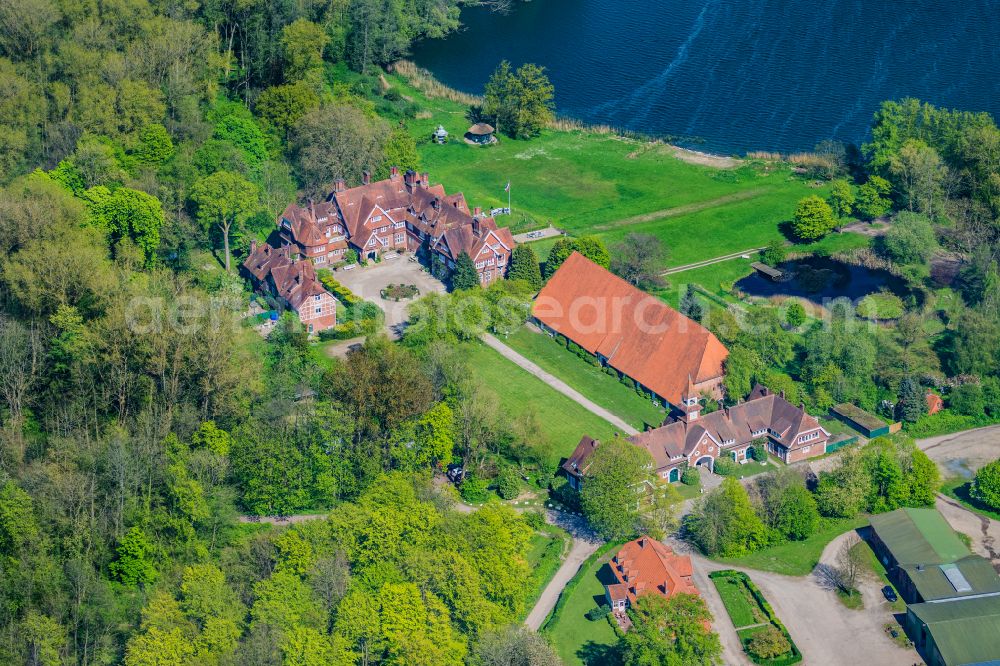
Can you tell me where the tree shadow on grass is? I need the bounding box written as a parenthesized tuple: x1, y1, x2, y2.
(577, 640, 621, 665)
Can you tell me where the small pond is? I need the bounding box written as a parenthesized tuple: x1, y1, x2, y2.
(735, 257, 909, 308)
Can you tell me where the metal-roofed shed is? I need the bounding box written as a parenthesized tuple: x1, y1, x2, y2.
(905, 595, 1000, 666)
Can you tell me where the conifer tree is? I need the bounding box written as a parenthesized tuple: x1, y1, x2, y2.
(451, 252, 480, 291)
(679, 284, 704, 322)
(507, 244, 542, 290)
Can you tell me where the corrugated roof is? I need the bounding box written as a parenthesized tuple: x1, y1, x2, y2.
(902, 555, 1000, 602)
(870, 508, 969, 565)
(908, 595, 1000, 665)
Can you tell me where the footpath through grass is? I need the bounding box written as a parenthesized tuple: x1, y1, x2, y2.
(387, 71, 827, 269)
(521, 526, 572, 621)
(716, 516, 869, 576)
(503, 327, 666, 429)
(543, 543, 620, 666)
(462, 341, 617, 464)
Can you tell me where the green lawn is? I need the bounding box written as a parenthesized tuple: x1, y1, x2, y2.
(711, 575, 765, 628)
(716, 516, 869, 575)
(462, 341, 618, 464)
(503, 327, 666, 429)
(543, 546, 620, 666)
(385, 71, 827, 270)
(941, 478, 1000, 522)
(522, 527, 572, 620)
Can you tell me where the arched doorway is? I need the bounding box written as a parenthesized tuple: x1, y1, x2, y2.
(668, 467, 680, 483)
(694, 456, 714, 473)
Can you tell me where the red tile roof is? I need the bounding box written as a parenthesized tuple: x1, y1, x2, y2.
(607, 536, 699, 605)
(533, 253, 728, 405)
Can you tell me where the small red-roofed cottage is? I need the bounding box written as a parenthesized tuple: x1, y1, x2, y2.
(605, 536, 700, 619)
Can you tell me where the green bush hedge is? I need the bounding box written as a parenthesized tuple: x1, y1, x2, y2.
(709, 571, 802, 666)
(681, 467, 700, 485)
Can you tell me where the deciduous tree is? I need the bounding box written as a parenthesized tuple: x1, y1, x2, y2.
(580, 437, 654, 540)
(190, 170, 258, 271)
(791, 195, 836, 240)
(610, 233, 668, 289)
(621, 593, 722, 666)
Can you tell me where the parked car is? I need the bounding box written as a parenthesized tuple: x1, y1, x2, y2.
(882, 585, 898, 603)
(446, 464, 465, 483)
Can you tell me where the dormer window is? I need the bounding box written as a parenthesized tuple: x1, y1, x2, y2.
(752, 429, 765, 437)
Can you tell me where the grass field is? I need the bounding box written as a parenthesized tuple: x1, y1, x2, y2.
(711, 575, 765, 628)
(385, 70, 829, 269)
(716, 516, 869, 575)
(522, 527, 572, 620)
(543, 548, 619, 665)
(462, 341, 617, 463)
(503, 327, 666, 429)
(941, 478, 1000, 522)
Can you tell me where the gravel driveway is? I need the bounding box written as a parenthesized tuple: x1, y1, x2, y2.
(671, 533, 919, 666)
(918, 423, 1000, 479)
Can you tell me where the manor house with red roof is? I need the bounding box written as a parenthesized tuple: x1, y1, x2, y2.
(243, 240, 338, 334)
(276, 167, 515, 286)
(563, 385, 831, 487)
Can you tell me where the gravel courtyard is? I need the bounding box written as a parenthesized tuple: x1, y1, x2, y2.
(332, 256, 446, 338)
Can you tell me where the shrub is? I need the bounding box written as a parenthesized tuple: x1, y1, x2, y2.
(495, 466, 520, 500)
(460, 475, 491, 504)
(585, 604, 612, 621)
(747, 626, 792, 660)
(681, 467, 700, 485)
(713, 457, 738, 476)
(524, 510, 546, 530)
(972, 459, 1000, 510)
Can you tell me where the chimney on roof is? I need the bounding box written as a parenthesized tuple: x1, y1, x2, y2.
(473, 206, 482, 217)
(761, 386, 768, 396)
(309, 198, 316, 218)
(362, 170, 371, 186)
(780, 389, 786, 400)
(404, 169, 416, 190)
(334, 178, 346, 193)
(250, 239, 258, 253)
(472, 218, 481, 236)
(638, 537, 647, 548)
(800, 401, 806, 412)
(421, 171, 430, 187)
(431, 197, 441, 210)
(390, 165, 400, 179)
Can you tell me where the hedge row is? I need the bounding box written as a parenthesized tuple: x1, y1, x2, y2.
(708, 570, 802, 666)
(541, 540, 622, 633)
(317, 270, 362, 305)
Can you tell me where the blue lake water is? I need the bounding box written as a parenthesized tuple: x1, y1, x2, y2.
(411, 0, 1000, 154)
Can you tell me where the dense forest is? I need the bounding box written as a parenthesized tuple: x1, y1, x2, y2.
(0, 1, 565, 665)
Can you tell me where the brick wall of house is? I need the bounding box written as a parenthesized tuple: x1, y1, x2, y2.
(785, 439, 828, 464)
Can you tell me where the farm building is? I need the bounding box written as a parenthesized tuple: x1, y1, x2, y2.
(868, 508, 1000, 604)
(905, 595, 1000, 666)
(830, 403, 891, 438)
(533, 252, 728, 410)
